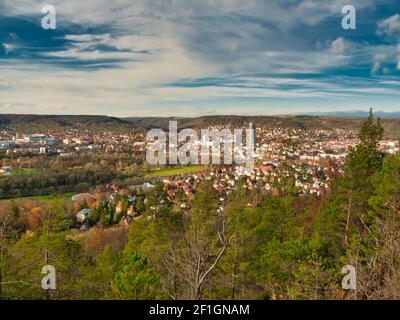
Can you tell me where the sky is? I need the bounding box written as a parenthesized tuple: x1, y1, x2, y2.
(0, 0, 400, 117)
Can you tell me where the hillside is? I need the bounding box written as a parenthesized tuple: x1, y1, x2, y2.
(0, 114, 131, 132)
(1, 114, 400, 138)
(124, 115, 400, 138)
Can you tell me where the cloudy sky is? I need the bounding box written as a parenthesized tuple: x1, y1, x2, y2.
(0, 0, 400, 117)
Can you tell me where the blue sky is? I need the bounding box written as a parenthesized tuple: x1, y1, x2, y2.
(0, 0, 400, 117)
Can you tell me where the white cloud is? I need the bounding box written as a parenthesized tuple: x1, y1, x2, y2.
(0, 0, 380, 30)
(371, 43, 400, 74)
(0, 0, 398, 116)
(329, 37, 349, 55)
(2, 43, 15, 54)
(377, 14, 400, 36)
(44, 49, 132, 60)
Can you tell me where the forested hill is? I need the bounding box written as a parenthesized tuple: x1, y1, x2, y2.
(0, 114, 130, 132)
(1, 114, 400, 138)
(124, 115, 400, 135)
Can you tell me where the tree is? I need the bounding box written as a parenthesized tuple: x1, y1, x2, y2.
(318, 110, 384, 248)
(124, 197, 184, 299)
(77, 245, 122, 300)
(5, 201, 81, 299)
(109, 253, 165, 300)
(289, 248, 339, 300)
(215, 189, 248, 299)
(343, 109, 384, 242)
(0, 214, 16, 299)
(178, 182, 235, 299)
(0, 202, 27, 299)
(352, 153, 400, 299)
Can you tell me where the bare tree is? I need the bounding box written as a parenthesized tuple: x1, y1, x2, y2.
(180, 217, 234, 299)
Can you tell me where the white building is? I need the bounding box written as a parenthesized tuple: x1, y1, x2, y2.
(77, 209, 92, 223)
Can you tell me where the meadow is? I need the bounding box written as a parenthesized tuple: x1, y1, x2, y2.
(144, 165, 206, 178)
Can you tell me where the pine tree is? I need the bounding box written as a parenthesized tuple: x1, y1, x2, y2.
(354, 153, 400, 298)
(318, 109, 384, 247)
(109, 253, 165, 300)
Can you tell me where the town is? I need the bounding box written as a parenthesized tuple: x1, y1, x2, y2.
(1, 117, 398, 232)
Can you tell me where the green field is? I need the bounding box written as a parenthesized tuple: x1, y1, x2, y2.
(0, 192, 74, 203)
(145, 165, 206, 178)
(0, 168, 40, 176)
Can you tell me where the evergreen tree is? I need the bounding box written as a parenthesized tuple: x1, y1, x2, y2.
(353, 153, 400, 298)
(109, 253, 165, 300)
(318, 110, 384, 247)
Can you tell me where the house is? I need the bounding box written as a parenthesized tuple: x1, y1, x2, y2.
(77, 209, 92, 223)
(71, 193, 96, 204)
(129, 182, 155, 193)
(0, 141, 17, 148)
(141, 182, 155, 192)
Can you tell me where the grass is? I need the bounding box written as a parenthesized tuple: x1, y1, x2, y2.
(145, 165, 206, 178)
(0, 192, 74, 203)
(0, 168, 40, 176)
(23, 192, 74, 201)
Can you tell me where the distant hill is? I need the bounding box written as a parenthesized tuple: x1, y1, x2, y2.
(0, 114, 131, 132)
(1, 113, 400, 138)
(296, 110, 400, 118)
(126, 114, 400, 139)
(124, 115, 340, 130)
